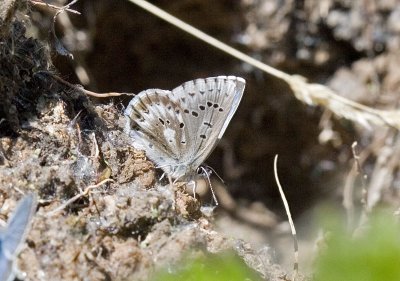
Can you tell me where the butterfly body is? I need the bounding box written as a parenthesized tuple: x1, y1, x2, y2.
(125, 76, 245, 180)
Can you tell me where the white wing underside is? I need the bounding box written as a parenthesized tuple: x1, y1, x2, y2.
(125, 76, 245, 179)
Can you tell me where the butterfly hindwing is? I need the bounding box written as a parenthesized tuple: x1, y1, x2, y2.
(125, 89, 189, 176)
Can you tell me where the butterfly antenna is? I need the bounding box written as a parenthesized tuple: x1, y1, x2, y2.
(201, 166, 218, 206)
(205, 165, 225, 184)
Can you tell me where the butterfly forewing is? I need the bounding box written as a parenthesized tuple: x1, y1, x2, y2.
(169, 76, 245, 169)
(218, 77, 245, 139)
(125, 76, 245, 179)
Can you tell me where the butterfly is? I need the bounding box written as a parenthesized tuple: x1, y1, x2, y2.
(0, 193, 37, 281)
(124, 76, 245, 182)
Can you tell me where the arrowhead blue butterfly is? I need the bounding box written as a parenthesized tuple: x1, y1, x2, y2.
(124, 76, 245, 186)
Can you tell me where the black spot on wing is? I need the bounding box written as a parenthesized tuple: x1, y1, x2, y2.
(203, 122, 212, 128)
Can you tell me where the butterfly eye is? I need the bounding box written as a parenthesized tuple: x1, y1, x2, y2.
(207, 101, 212, 107)
(213, 104, 219, 108)
(218, 108, 224, 112)
(199, 105, 205, 110)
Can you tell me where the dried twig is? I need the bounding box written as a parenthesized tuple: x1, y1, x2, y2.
(273, 155, 298, 281)
(350, 142, 371, 236)
(46, 178, 113, 216)
(343, 162, 357, 229)
(50, 0, 80, 58)
(36, 71, 130, 97)
(91, 133, 100, 159)
(30, 0, 81, 14)
(343, 138, 375, 227)
(351, 142, 369, 211)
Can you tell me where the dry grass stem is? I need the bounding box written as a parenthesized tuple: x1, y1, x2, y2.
(350, 142, 370, 235)
(343, 163, 357, 230)
(273, 155, 298, 281)
(129, 0, 400, 131)
(30, 0, 81, 14)
(351, 142, 369, 211)
(46, 178, 114, 216)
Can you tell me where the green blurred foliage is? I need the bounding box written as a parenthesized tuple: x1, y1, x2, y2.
(151, 252, 262, 281)
(315, 211, 400, 281)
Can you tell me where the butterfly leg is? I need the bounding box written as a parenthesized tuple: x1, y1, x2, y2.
(185, 180, 197, 200)
(167, 174, 177, 211)
(167, 174, 174, 189)
(208, 181, 218, 206)
(200, 166, 219, 206)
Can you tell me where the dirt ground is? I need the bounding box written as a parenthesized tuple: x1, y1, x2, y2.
(1, 0, 400, 280)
